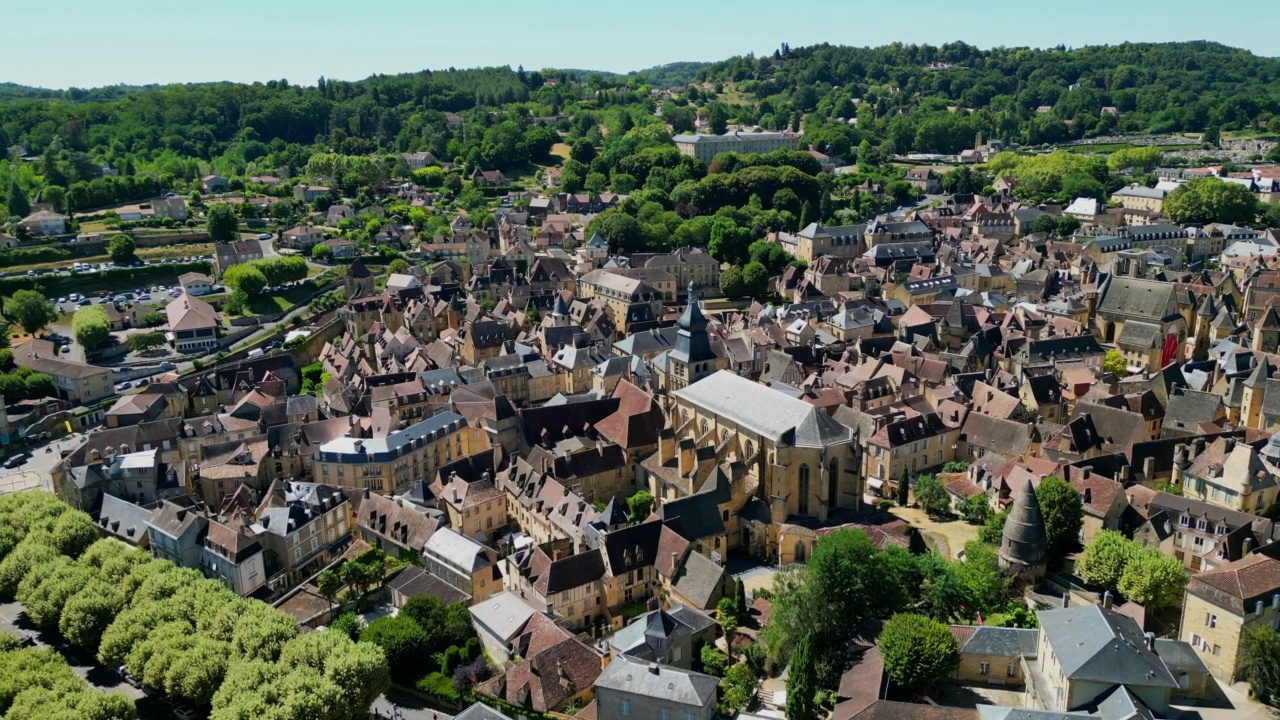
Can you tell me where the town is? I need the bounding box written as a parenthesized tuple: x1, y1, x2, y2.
(1, 38, 1280, 720)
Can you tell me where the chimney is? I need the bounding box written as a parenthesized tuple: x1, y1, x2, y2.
(678, 438, 695, 477)
(1119, 464, 1131, 482)
(1084, 488, 1093, 505)
(1243, 537, 1255, 555)
(1062, 594, 1070, 608)
(1225, 438, 1237, 454)
(671, 551, 678, 570)
(553, 549, 562, 561)
(1142, 456, 1155, 481)
(648, 663, 660, 675)
(1144, 632, 1155, 652)
(1193, 437, 1205, 457)
(1102, 590, 1113, 609)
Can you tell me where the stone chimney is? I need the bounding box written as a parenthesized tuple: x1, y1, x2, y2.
(1142, 456, 1155, 481)
(1102, 590, 1113, 609)
(1144, 632, 1155, 652)
(678, 438, 696, 477)
(1225, 438, 1237, 454)
(658, 428, 676, 465)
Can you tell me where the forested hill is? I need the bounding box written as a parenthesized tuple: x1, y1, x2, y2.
(696, 41, 1280, 153)
(2, 40, 1279, 207)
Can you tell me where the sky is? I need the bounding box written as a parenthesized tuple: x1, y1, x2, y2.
(7, 0, 1280, 89)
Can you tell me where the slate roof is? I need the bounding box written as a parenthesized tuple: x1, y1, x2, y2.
(97, 493, 152, 544)
(1115, 320, 1164, 350)
(594, 655, 718, 707)
(1037, 604, 1179, 688)
(674, 370, 853, 447)
(387, 565, 470, 605)
(961, 413, 1031, 456)
(669, 549, 727, 609)
(960, 626, 1039, 658)
(1096, 276, 1178, 322)
(656, 492, 726, 543)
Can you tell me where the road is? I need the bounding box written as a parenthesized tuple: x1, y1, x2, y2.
(368, 689, 455, 720)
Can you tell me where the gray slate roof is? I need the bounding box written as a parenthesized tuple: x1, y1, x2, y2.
(594, 655, 718, 707)
(961, 626, 1039, 658)
(1037, 604, 1179, 689)
(674, 370, 853, 447)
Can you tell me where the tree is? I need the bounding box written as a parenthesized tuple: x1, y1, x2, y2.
(316, 569, 342, 610)
(109, 235, 137, 264)
(742, 261, 769, 298)
(1164, 176, 1258, 224)
(897, 469, 911, 506)
(959, 494, 991, 525)
(913, 474, 950, 518)
(700, 645, 728, 677)
(7, 179, 29, 218)
(41, 185, 67, 214)
(328, 613, 362, 643)
(140, 311, 166, 328)
(570, 138, 597, 165)
(310, 243, 333, 261)
(1238, 624, 1280, 701)
(1116, 548, 1187, 609)
(386, 259, 409, 275)
(709, 217, 751, 266)
(879, 613, 960, 692)
(125, 332, 166, 353)
(5, 290, 56, 335)
(785, 633, 820, 720)
(360, 616, 430, 685)
(719, 664, 756, 716)
(1075, 530, 1137, 589)
(1036, 476, 1083, 565)
(1102, 349, 1127, 377)
(955, 542, 1011, 618)
(719, 265, 745, 299)
(223, 264, 267, 296)
(206, 203, 239, 242)
(1030, 214, 1060, 235)
(72, 306, 110, 348)
(626, 490, 654, 523)
(735, 578, 747, 622)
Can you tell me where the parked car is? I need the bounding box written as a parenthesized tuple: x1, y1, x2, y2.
(172, 704, 198, 720)
(138, 294, 152, 301)
(117, 665, 142, 688)
(116, 382, 132, 391)
(257, 233, 272, 240)
(18, 632, 36, 647)
(4, 454, 30, 469)
(79, 298, 92, 306)
(160, 362, 176, 370)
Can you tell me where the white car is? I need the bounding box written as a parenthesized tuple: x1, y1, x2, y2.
(69, 293, 80, 302)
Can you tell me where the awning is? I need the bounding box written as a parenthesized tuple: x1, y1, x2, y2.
(867, 478, 885, 490)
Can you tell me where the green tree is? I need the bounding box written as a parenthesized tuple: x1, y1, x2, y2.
(41, 186, 67, 214)
(125, 332, 166, 353)
(386, 259, 409, 275)
(1035, 476, 1083, 565)
(140, 311, 166, 327)
(719, 664, 756, 716)
(72, 306, 111, 348)
(1238, 624, 1280, 701)
(5, 290, 56, 335)
(570, 138, 597, 165)
(626, 490, 654, 523)
(7, 179, 30, 218)
(316, 569, 343, 610)
(700, 645, 728, 677)
(1116, 548, 1187, 609)
(709, 217, 751, 266)
(719, 265, 745, 299)
(955, 541, 1011, 619)
(1102, 349, 1127, 376)
(785, 633, 820, 720)
(897, 468, 911, 506)
(310, 243, 333, 261)
(328, 613, 362, 643)
(913, 474, 950, 518)
(109, 235, 137, 264)
(742, 261, 769, 298)
(717, 597, 739, 659)
(959, 494, 991, 525)
(1030, 214, 1060, 235)
(879, 613, 960, 692)
(206, 203, 239, 242)
(1075, 530, 1137, 589)
(223, 264, 268, 296)
(360, 616, 429, 685)
(1164, 176, 1258, 224)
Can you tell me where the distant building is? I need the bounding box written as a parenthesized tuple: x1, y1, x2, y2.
(672, 129, 800, 165)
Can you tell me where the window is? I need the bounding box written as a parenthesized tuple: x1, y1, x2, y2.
(1206, 613, 1217, 629)
(1196, 518, 1207, 532)
(1007, 663, 1018, 678)
(621, 700, 630, 717)
(1190, 633, 1202, 650)
(1179, 515, 1190, 527)
(980, 661, 990, 675)
(798, 464, 810, 515)
(661, 710, 669, 720)
(1213, 644, 1222, 656)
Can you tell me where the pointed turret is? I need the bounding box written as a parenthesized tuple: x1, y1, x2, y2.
(1000, 481, 1048, 576)
(1196, 294, 1216, 318)
(1245, 358, 1273, 389)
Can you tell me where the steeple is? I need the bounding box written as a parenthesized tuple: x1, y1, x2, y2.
(1000, 481, 1048, 577)
(552, 292, 570, 319)
(678, 282, 707, 333)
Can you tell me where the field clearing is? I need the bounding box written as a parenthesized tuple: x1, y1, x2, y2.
(550, 143, 572, 160)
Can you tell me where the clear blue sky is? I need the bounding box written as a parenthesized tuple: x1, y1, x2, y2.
(9, 0, 1279, 89)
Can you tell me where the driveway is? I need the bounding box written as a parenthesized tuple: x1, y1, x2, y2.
(1170, 680, 1278, 720)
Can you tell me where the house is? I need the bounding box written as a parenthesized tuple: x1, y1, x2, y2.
(250, 481, 352, 590)
(1132, 491, 1270, 572)
(476, 635, 602, 713)
(606, 606, 717, 670)
(166, 294, 219, 353)
(388, 565, 469, 607)
(354, 490, 439, 560)
(1179, 553, 1280, 682)
(146, 497, 209, 569)
(594, 656, 719, 720)
(201, 518, 266, 596)
(11, 339, 114, 405)
(953, 626, 1038, 686)
(213, 239, 265, 278)
(905, 167, 942, 194)
(319, 236, 356, 258)
(423, 528, 501, 604)
(471, 169, 509, 187)
(1028, 604, 1186, 714)
(179, 272, 214, 297)
(18, 209, 69, 236)
(1111, 184, 1168, 213)
(95, 493, 153, 548)
(469, 591, 541, 663)
(402, 151, 438, 170)
(281, 225, 323, 250)
(293, 184, 332, 203)
(202, 175, 228, 192)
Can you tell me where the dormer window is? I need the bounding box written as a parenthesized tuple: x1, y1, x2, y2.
(1196, 518, 1208, 532)
(1215, 524, 1226, 536)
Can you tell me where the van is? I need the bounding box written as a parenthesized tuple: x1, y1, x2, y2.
(248, 348, 265, 358)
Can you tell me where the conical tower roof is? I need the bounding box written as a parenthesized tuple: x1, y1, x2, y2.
(1000, 481, 1048, 569)
(1245, 358, 1273, 389)
(1196, 294, 1216, 317)
(552, 292, 570, 318)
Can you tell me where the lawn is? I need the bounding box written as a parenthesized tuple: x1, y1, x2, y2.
(246, 286, 313, 316)
(550, 142, 572, 160)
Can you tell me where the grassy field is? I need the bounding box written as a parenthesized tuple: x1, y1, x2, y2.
(550, 143, 572, 160)
(246, 286, 313, 316)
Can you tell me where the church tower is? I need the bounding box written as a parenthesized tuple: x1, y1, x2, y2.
(667, 282, 717, 391)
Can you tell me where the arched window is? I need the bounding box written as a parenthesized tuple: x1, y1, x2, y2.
(701, 419, 709, 436)
(681, 408, 689, 424)
(798, 464, 811, 515)
(795, 542, 807, 563)
(745, 440, 755, 460)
